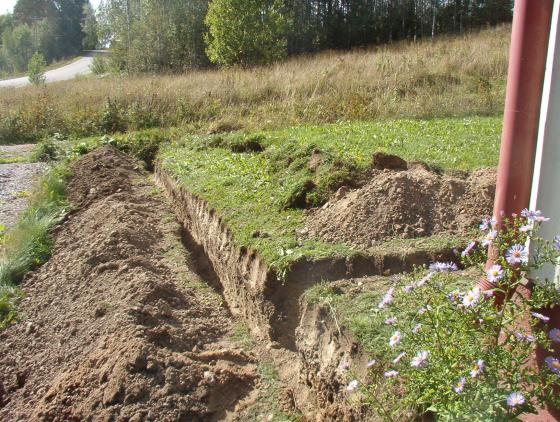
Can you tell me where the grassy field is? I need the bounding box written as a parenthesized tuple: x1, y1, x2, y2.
(159, 116, 502, 271)
(0, 25, 509, 144)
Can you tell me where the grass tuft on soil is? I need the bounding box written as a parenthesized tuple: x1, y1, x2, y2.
(0, 162, 70, 327)
(159, 116, 501, 272)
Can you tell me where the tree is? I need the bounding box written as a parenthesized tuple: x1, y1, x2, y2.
(81, 2, 98, 50)
(205, 0, 288, 67)
(3, 24, 34, 71)
(28, 51, 46, 84)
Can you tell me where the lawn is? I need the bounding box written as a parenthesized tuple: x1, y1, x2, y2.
(159, 116, 502, 271)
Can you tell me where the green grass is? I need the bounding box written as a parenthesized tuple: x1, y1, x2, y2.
(0, 161, 71, 328)
(159, 116, 501, 272)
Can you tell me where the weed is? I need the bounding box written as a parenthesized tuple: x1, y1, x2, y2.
(231, 322, 255, 350)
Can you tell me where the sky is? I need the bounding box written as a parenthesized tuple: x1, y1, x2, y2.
(1, 0, 102, 15)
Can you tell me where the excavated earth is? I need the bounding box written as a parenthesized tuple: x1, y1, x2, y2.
(0, 147, 260, 421)
(305, 161, 496, 249)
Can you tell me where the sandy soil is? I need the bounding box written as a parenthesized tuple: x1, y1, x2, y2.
(0, 147, 259, 421)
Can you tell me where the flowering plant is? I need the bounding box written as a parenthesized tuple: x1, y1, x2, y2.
(355, 211, 560, 421)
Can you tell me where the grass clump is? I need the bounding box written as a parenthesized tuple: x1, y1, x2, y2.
(159, 116, 501, 273)
(0, 162, 71, 327)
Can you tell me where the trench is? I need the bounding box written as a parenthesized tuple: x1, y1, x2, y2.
(154, 162, 459, 419)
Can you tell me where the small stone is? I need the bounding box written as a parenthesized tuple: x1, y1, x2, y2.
(203, 370, 215, 384)
(25, 323, 34, 335)
(89, 188, 97, 195)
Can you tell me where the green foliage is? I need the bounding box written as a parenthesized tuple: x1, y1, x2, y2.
(324, 216, 560, 421)
(2, 23, 34, 72)
(205, 0, 288, 67)
(90, 55, 107, 75)
(27, 52, 47, 85)
(81, 2, 98, 50)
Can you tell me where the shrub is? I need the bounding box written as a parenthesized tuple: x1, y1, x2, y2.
(349, 212, 560, 421)
(90, 55, 108, 75)
(28, 53, 47, 86)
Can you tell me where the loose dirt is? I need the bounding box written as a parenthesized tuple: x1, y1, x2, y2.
(305, 160, 496, 248)
(0, 147, 259, 421)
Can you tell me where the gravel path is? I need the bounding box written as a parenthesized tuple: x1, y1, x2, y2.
(0, 144, 46, 229)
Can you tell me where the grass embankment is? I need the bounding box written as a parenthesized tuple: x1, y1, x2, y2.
(159, 116, 502, 272)
(0, 163, 70, 328)
(0, 25, 509, 144)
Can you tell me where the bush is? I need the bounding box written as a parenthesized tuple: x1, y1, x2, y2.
(90, 55, 108, 75)
(347, 213, 560, 420)
(28, 53, 47, 86)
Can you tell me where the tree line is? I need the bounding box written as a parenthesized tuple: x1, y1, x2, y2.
(0, 0, 97, 75)
(100, 0, 512, 72)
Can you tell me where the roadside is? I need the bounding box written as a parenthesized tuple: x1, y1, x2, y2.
(0, 56, 82, 82)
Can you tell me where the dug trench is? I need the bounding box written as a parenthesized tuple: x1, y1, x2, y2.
(0, 146, 490, 421)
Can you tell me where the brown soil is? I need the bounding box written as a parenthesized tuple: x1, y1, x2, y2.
(304, 160, 496, 248)
(0, 146, 258, 421)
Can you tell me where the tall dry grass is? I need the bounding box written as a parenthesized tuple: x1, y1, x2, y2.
(0, 25, 510, 143)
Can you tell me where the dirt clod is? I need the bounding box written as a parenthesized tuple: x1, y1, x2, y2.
(305, 158, 496, 247)
(372, 151, 408, 170)
(0, 146, 257, 421)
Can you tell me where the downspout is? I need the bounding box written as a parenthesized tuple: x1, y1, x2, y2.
(477, 0, 554, 295)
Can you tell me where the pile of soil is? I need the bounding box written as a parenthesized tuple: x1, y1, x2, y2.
(304, 160, 496, 248)
(0, 146, 257, 421)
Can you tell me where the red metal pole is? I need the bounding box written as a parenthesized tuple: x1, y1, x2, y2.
(478, 0, 553, 292)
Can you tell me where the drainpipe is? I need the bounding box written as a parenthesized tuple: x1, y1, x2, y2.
(477, 0, 553, 294)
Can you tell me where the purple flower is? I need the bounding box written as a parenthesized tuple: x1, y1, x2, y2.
(389, 331, 401, 348)
(346, 379, 359, 392)
(521, 209, 550, 223)
(378, 287, 395, 309)
(385, 316, 397, 325)
(448, 290, 462, 304)
(481, 230, 498, 247)
(410, 351, 429, 368)
(545, 356, 560, 374)
(461, 241, 477, 257)
(384, 370, 398, 378)
(554, 236, 560, 252)
(402, 284, 414, 293)
(531, 312, 550, 323)
(393, 352, 406, 364)
(367, 359, 376, 368)
(470, 359, 484, 378)
(418, 305, 431, 315)
(549, 328, 560, 343)
(519, 224, 533, 233)
(486, 264, 503, 283)
(480, 216, 497, 231)
(454, 377, 466, 394)
(506, 392, 525, 408)
(429, 262, 458, 273)
(415, 271, 435, 287)
(514, 332, 535, 343)
(505, 244, 528, 266)
(462, 287, 481, 308)
(412, 324, 422, 334)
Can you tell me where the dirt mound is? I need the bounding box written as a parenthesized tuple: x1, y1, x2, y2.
(0, 146, 257, 421)
(305, 160, 496, 248)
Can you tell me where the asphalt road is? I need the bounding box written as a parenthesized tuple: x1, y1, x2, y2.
(0, 55, 94, 88)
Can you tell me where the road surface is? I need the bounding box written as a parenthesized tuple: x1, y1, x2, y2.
(0, 55, 93, 88)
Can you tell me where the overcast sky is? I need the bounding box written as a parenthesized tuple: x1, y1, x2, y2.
(1, 0, 102, 15)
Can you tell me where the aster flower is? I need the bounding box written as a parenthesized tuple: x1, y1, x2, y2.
(412, 324, 422, 334)
(531, 311, 550, 323)
(519, 224, 533, 233)
(505, 244, 528, 266)
(454, 377, 466, 394)
(429, 262, 458, 273)
(545, 356, 560, 374)
(415, 271, 435, 287)
(378, 287, 395, 309)
(554, 236, 560, 252)
(346, 379, 359, 392)
(418, 306, 431, 315)
(470, 359, 484, 378)
(461, 241, 477, 257)
(402, 284, 414, 293)
(514, 332, 535, 343)
(481, 230, 497, 247)
(549, 328, 560, 343)
(366, 359, 376, 368)
(393, 352, 406, 364)
(480, 216, 497, 231)
(448, 290, 462, 303)
(462, 287, 481, 308)
(389, 331, 402, 348)
(486, 264, 503, 283)
(385, 316, 397, 325)
(506, 392, 525, 408)
(521, 208, 550, 223)
(410, 351, 429, 368)
(384, 370, 398, 378)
